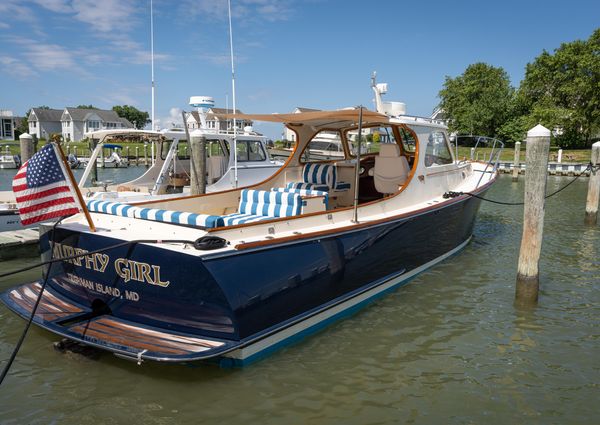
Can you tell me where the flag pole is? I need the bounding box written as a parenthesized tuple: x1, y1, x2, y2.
(54, 142, 96, 232)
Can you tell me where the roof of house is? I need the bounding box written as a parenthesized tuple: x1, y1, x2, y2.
(29, 108, 63, 122)
(189, 108, 248, 123)
(64, 107, 124, 123)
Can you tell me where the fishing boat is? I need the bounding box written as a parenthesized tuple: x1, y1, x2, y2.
(0, 145, 20, 169)
(1, 78, 501, 366)
(80, 110, 282, 202)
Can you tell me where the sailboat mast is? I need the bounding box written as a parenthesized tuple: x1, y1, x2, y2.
(228, 0, 238, 187)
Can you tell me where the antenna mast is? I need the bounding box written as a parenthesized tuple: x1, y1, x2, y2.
(150, 0, 156, 164)
(228, 0, 238, 188)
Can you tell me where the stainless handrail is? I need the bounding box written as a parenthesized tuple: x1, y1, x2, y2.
(458, 135, 505, 188)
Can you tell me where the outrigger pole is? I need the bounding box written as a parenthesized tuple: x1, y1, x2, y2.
(228, 0, 238, 188)
(55, 143, 96, 232)
(352, 106, 364, 223)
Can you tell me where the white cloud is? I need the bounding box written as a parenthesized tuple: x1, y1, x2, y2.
(23, 43, 76, 70)
(0, 56, 38, 78)
(70, 0, 138, 33)
(32, 0, 73, 13)
(0, 22, 10, 29)
(155, 107, 184, 129)
(180, 0, 293, 23)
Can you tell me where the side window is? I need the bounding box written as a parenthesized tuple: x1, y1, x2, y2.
(301, 131, 345, 162)
(161, 140, 190, 160)
(235, 140, 266, 162)
(425, 131, 453, 167)
(398, 127, 417, 153)
(347, 125, 397, 155)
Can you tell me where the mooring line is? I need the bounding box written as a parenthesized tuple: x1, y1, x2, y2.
(444, 163, 597, 206)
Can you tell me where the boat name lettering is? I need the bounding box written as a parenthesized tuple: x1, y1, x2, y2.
(53, 242, 170, 288)
(114, 258, 170, 287)
(53, 242, 109, 272)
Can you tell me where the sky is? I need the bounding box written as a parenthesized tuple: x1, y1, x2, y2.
(0, 0, 598, 139)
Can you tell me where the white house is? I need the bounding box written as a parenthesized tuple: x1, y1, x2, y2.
(284, 107, 320, 141)
(186, 107, 253, 132)
(0, 109, 17, 141)
(61, 108, 133, 141)
(28, 108, 63, 140)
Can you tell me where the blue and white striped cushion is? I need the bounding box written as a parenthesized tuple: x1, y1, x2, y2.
(285, 182, 330, 192)
(334, 181, 351, 191)
(86, 200, 221, 228)
(238, 189, 302, 218)
(218, 213, 272, 227)
(135, 208, 221, 228)
(86, 200, 140, 217)
(302, 163, 337, 188)
(272, 187, 329, 209)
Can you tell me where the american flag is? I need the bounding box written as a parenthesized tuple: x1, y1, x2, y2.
(12, 143, 81, 225)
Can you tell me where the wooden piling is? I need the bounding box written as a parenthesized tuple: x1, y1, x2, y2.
(516, 125, 551, 304)
(190, 130, 207, 195)
(512, 141, 521, 182)
(135, 146, 139, 165)
(125, 146, 130, 162)
(584, 142, 600, 225)
(143, 144, 148, 167)
(19, 133, 34, 163)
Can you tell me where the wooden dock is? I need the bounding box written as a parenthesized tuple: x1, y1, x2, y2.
(497, 162, 591, 176)
(0, 229, 39, 261)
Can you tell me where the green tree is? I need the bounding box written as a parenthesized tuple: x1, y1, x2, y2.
(438, 63, 514, 138)
(112, 105, 150, 130)
(520, 28, 600, 147)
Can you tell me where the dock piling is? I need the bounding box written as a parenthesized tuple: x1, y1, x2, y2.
(512, 141, 521, 182)
(516, 125, 551, 305)
(558, 148, 563, 163)
(584, 142, 600, 225)
(190, 130, 207, 195)
(19, 133, 34, 163)
(143, 144, 148, 167)
(135, 146, 139, 165)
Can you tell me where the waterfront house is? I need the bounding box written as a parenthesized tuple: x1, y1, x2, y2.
(187, 107, 252, 132)
(28, 108, 64, 140)
(60, 108, 133, 142)
(0, 109, 17, 141)
(283, 107, 320, 141)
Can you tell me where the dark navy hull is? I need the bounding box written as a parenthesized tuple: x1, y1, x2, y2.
(1, 188, 488, 364)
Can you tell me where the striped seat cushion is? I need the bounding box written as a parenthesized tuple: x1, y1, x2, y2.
(86, 200, 221, 229)
(238, 189, 302, 218)
(285, 182, 330, 191)
(302, 162, 337, 188)
(272, 187, 329, 209)
(217, 213, 272, 227)
(86, 200, 140, 217)
(334, 181, 351, 191)
(135, 207, 221, 228)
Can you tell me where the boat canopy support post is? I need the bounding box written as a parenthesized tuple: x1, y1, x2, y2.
(584, 141, 600, 225)
(352, 106, 364, 223)
(515, 125, 550, 305)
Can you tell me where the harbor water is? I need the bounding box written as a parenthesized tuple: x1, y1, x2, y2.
(0, 174, 598, 424)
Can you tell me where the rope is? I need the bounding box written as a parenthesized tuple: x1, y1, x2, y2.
(444, 163, 596, 205)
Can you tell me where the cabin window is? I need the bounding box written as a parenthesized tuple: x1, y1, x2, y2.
(398, 126, 417, 153)
(424, 131, 453, 167)
(347, 125, 398, 156)
(300, 131, 345, 162)
(234, 140, 266, 162)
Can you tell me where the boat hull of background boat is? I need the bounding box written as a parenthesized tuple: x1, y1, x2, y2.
(1, 186, 489, 366)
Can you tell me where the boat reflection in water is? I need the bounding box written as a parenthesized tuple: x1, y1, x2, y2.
(1, 78, 501, 366)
